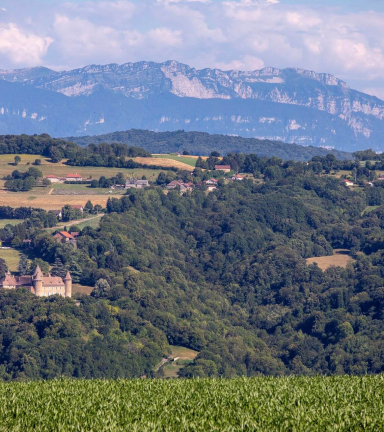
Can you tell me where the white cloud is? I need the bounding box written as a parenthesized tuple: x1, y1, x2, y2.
(1, 0, 384, 93)
(148, 28, 182, 46)
(53, 15, 125, 63)
(65, 1, 136, 19)
(0, 23, 52, 66)
(215, 55, 264, 71)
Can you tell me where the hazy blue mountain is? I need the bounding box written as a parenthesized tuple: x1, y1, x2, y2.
(0, 67, 55, 82)
(0, 60, 383, 151)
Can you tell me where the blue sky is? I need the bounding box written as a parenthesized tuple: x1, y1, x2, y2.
(1, 0, 384, 98)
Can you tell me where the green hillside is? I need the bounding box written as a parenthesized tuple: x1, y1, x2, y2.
(65, 129, 353, 161)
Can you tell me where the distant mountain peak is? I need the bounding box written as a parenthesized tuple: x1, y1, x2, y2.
(0, 66, 55, 82)
(0, 60, 383, 151)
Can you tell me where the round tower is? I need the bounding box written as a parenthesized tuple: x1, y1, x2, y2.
(33, 265, 44, 297)
(64, 271, 72, 298)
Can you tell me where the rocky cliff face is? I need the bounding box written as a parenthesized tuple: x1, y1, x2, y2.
(0, 60, 384, 151)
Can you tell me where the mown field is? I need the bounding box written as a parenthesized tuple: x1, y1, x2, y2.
(152, 154, 197, 168)
(0, 376, 383, 431)
(306, 249, 355, 271)
(0, 193, 111, 211)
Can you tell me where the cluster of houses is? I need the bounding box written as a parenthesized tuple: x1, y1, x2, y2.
(45, 173, 84, 183)
(166, 180, 195, 192)
(164, 174, 244, 192)
(53, 231, 79, 244)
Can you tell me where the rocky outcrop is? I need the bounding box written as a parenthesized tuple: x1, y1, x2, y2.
(0, 60, 384, 150)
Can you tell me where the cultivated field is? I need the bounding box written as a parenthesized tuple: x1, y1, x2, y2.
(0, 376, 383, 430)
(0, 193, 111, 211)
(306, 249, 355, 271)
(137, 156, 195, 170)
(152, 154, 197, 168)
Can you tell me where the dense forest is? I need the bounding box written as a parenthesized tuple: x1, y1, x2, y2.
(0, 134, 150, 162)
(65, 129, 353, 161)
(3, 153, 384, 378)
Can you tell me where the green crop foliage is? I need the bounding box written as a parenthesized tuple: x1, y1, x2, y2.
(0, 376, 383, 431)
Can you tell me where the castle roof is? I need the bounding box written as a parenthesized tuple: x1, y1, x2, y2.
(64, 271, 72, 281)
(0, 270, 17, 286)
(33, 265, 43, 281)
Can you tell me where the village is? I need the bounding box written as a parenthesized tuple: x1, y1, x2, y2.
(42, 164, 246, 195)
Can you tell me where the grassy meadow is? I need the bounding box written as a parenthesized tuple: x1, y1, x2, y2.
(0, 376, 383, 431)
(160, 346, 198, 378)
(0, 248, 21, 272)
(0, 219, 25, 228)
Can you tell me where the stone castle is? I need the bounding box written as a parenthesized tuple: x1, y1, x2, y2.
(0, 265, 72, 298)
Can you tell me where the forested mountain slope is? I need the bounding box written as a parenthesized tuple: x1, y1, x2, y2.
(66, 129, 352, 161)
(3, 157, 384, 378)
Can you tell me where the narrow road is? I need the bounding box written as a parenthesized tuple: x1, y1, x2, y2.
(155, 358, 169, 372)
(45, 214, 105, 230)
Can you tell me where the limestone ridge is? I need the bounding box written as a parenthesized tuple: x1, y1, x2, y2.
(0, 60, 384, 151)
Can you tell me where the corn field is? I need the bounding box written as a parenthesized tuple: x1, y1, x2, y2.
(0, 376, 383, 431)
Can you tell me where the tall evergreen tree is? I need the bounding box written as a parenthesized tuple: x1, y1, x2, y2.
(51, 257, 66, 278)
(0, 258, 8, 278)
(17, 254, 28, 275)
(67, 257, 82, 283)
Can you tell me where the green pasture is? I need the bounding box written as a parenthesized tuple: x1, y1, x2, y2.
(0, 219, 25, 229)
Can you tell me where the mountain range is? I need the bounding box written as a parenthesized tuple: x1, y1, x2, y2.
(0, 60, 384, 151)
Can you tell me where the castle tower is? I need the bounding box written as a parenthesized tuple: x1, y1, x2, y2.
(33, 265, 44, 297)
(64, 271, 72, 298)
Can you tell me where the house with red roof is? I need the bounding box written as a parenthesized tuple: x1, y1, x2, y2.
(69, 205, 84, 213)
(343, 179, 354, 187)
(66, 173, 83, 182)
(231, 174, 244, 181)
(53, 231, 77, 244)
(214, 165, 231, 173)
(45, 174, 63, 183)
(205, 178, 218, 185)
